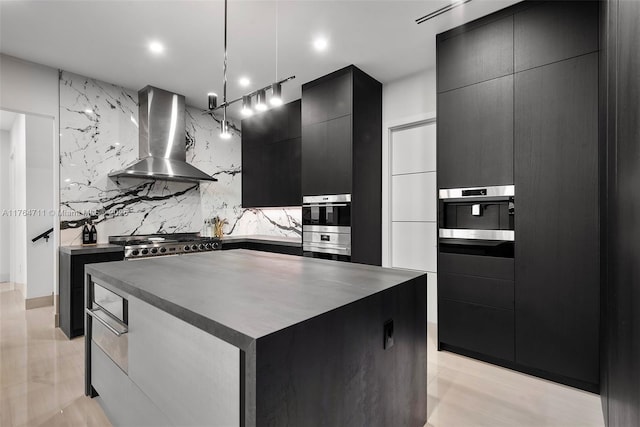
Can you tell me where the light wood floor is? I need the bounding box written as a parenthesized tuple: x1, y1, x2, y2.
(0, 287, 604, 427)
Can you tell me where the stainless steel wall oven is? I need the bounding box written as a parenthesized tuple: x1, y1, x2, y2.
(439, 185, 515, 257)
(302, 194, 351, 260)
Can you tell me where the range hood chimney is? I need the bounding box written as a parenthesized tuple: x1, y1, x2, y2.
(109, 86, 218, 183)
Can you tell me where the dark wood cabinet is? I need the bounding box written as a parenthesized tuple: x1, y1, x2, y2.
(514, 0, 599, 72)
(438, 75, 514, 188)
(601, 0, 640, 424)
(221, 240, 302, 256)
(437, 0, 600, 393)
(437, 15, 513, 92)
(439, 299, 515, 362)
(301, 65, 382, 266)
(242, 99, 302, 208)
(301, 116, 352, 196)
(440, 273, 514, 311)
(59, 248, 124, 339)
(514, 53, 599, 387)
(301, 71, 352, 124)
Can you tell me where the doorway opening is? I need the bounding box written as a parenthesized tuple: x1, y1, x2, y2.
(0, 109, 56, 310)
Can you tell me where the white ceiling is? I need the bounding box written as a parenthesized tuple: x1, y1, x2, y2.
(0, 0, 519, 117)
(0, 110, 18, 132)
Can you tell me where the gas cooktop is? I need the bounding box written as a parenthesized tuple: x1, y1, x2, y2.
(109, 233, 221, 259)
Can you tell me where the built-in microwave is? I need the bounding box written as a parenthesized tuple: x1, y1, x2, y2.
(438, 185, 515, 257)
(302, 194, 351, 260)
(302, 194, 351, 227)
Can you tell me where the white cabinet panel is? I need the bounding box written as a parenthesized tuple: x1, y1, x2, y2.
(427, 272, 438, 324)
(91, 342, 170, 427)
(128, 296, 240, 427)
(391, 122, 437, 175)
(391, 222, 437, 272)
(391, 172, 437, 222)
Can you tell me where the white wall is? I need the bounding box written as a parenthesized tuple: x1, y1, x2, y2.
(0, 54, 60, 304)
(0, 55, 60, 122)
(382, 67, 438, 323)
(25, 116, 55, 300)
(383, 68, 437, 125)
(9, 115, 27, 295)
(0, 130, 11, 283)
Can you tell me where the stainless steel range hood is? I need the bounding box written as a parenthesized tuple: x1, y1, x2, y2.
(109, 85, 217, 183)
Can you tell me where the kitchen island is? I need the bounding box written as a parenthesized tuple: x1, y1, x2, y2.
(84, 250, 427, 427)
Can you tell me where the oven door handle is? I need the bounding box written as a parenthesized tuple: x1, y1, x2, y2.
(303, 203, 349, 208)
(438, 229, 515, 241)
(86, 307, 128, 336)
(304, 244, 351, 251)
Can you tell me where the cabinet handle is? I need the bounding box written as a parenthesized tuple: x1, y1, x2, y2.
(86, 307, 128, 336)
(303, 204, 348, 208)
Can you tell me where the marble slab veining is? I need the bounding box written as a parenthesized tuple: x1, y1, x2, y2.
(58, 71, 301, 246)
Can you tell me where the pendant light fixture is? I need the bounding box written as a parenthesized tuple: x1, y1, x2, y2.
(270, 83, 283, 107)
(255, 89, 268, 111)
(241, 95, 253, 117)
(207, 0, 295, 127)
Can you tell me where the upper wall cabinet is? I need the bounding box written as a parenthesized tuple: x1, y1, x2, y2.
(301, 66, 376, 197)
(242, 100, 301, 208)
(514, 1, 599, 72)
(438, 75, 514, 188)
(301, 65, 383, 265)
(437, 16, 514, 92)
(301, 72, 352, 125)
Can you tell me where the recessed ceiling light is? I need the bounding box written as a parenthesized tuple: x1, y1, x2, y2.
(149, 41, 165, 54)
(239, 77, 251, 87)
(313, 37, 328, 52)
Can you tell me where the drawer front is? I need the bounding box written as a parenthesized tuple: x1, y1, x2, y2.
(93, 281, 125, 322)
(92, 315, 128, 373)
(91, 342, 169, 426)
(303, 230, 351, 246)
(439, 252, 514, 280)
(439, 299, 514, 362)
(439, 273, 514, 310)
(128, 296, 240, 427)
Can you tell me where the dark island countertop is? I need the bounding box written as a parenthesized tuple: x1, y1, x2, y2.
(60, 244, 124, 255)
(85, 250, 425, 350)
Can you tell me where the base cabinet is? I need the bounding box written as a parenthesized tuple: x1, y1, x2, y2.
(221, 240, 303, 256)
(89, 295, 240, 427)
(59, 249, 124, 338)
(91, 341, 169, 427)
(514, 52, 599, 386)
(437, 0, 600, 392)
(128, 297, 240, 426)
(439, 299, 515, 362)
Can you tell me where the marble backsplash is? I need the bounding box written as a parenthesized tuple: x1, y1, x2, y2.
(59, 71, 300, 245)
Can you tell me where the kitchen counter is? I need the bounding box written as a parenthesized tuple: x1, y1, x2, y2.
(221, 234, 301, 247)
(86, 250, 418, 345)
(85, 250, 427, 426)
(59, 244, 124, 255)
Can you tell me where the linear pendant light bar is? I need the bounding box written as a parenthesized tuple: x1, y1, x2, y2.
(207, 0, 295, 119)
(208, 75, 295, 113)
(415, 0, 472, 24)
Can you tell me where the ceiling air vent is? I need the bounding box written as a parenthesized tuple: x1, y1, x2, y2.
(416, 0, 472, 24)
